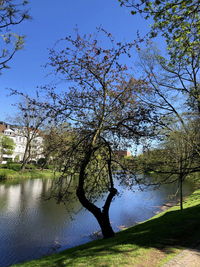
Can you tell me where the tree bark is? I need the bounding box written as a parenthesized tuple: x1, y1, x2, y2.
(21, 146, 29, 170)
(21, 138, 32, 170)
(76, 146, 117, 238)
(179, 174, 183, 211)
(76, 187, 116, 238)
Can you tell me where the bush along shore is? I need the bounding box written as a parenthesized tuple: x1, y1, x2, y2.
(0, 163, 56, 181)
(11, 189, 200, 267)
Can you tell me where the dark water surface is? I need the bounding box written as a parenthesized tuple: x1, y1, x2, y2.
(0, 178, 195, 267)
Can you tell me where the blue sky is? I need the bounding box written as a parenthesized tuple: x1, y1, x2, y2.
(0, 0, 162, 121)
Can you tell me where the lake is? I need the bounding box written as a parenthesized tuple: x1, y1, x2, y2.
(0, 177, 195, 267)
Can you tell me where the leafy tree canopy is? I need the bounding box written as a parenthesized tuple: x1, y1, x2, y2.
(0, 0, 30, 72)
(118, 0, 200, 60)
(0, 135, 15, 155)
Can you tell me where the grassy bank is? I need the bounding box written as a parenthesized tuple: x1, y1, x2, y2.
(0, 168, 56, 181)
(12, 189, 200, 267)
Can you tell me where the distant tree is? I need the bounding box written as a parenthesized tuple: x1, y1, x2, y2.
(138, 124, 200, 210)
(0, 134, 15, 162)
(8, 96, 47, 170)
(0, 0, 30, 73)
(136, 46, 200, 143)
(42, 124, 75, 169)
(131, 46, 200, 208)
(27, 29, 156, 238)
(118, 0, 200, 119)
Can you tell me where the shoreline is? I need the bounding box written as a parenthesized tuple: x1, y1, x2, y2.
(11, 189, 200, 267)
(0, 168, 56, 181)
(155, 200, 179, 213)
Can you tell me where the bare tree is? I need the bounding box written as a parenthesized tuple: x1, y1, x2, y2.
(135, 46, 200, 152)
(42, 124, 74, 169)
(27, 29, 156, 238)
(9, 96, 47, 170)
(133, 46, 200, 209)
(138, 121, 200, 210)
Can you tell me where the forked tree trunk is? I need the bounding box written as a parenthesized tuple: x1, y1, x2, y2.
(95, 210, 115, 238)
(76, 187, 117, 238)
(77, 145, 117, 238)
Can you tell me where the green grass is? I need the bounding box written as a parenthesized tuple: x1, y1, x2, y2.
(11, 189, 200, 267)
(0, 168, 56, 181)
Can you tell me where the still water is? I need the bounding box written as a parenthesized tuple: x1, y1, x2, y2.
(0, 177, 194, 267)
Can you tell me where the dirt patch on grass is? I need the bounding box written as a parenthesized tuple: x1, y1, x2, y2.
(134, 248, 167, 267)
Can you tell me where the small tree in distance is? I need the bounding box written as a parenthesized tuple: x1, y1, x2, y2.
(0, 134, 15, 162)
(138, 123, 200, 210)
(42, 124, 75, 169)
(27, 29, 157, 238)
(8, 96, 47, 170)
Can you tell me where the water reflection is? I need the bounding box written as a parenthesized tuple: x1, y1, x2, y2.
(0, 178, 195, 267)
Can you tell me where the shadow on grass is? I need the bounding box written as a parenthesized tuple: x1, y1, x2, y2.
(16, 192, 200, 267)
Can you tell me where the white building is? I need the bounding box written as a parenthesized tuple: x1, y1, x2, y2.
(0, 122, 44, 163)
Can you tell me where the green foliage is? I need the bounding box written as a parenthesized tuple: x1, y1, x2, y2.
(42, 125, 74, 169)
(0, 168, 56, 180)
(37, 158, 47, 166)
(2, 136, 15, 154)
(45, 164, 54, 170)
(6, 158, 13, 163)
(0, 135, 15, 159)
(0, 171, 7, 180)
(6, 162, 21, 171)
(0, 164, 7, 169)
(25, 163, 36, 170)
(0, 0, 30, 72)
(119, 0, 200, 60)
(137, 149, 168, 172)
(0, 168, 16, 180)
(136, 121, 200, 190)
(14, 155, 20, 162)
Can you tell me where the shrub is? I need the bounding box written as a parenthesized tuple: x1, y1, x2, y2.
(0, 171, 7, 180)
(0, 164, 7, 169)
(25, 164, 36, 170)
(7, 158, 13, 163)
(37, 158, 47, 167)
(14, 155, 20, 162)
(6, 163, 21, 171)
(46, 164, 54, 170)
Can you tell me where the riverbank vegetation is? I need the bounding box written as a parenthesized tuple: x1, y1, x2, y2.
(0, 163, 56, 181)
(12, 189, 200, 267)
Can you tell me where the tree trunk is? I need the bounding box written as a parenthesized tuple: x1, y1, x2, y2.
(179, 174, 183, 211)
(76, 186, 117, 239)
(95, 211, 115, 238)
(77, 145, 117, 239)
(21, 156, 28, 170)
(21, 139, 31, 170)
